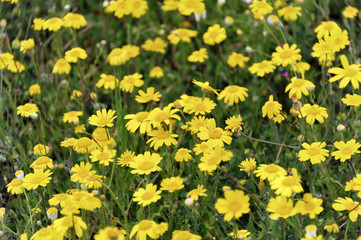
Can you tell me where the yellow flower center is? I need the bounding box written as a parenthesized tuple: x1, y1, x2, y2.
(344, 67, 358, 77)
(138, 161, 155, 171)
(282, 176, 297, 187)
(209, 128, 222, 139)
(36, 157, 50, 165)
(193, 103, 207, 111)
(306, 106, 321, 116)
(97, 117, 110, 125)
(306, 147, 320, 156)
(207, 156, 219, 165)
(280, 50, 292, 59)
(265, 165, 279, 173)
(31, 175, 45, 184)
(156, 131, 171, 139)
(136, 112, 149, 122)
(229, 200, 241, 212)
(76, 138, 92, 148)
(293, 78, 305, 88)
(70, 50, 80, 58)
(141, 192, 154, 200)
(341, 147, 352, 155)
(210, 30, 219, 39)
(77, 169, 89, 178)
(138, 220, 152, 230)
(258, 61, 268, 69)
(277, 205, 292, 216)
(22, 105, 34, 112)
(97, 152, 110, 161)
(305, 201, 315, 211)
(154, 112, 170, 122)
(133, 1, 141, 8)
(12, 179, 22, 186)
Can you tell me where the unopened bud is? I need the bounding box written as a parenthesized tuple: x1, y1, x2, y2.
(336, 124, 346, 132)
(184, 197, 194, 207)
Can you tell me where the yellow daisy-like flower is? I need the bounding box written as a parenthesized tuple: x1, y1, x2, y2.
(17, 103, 39, 117)
(160, 176, 184, 193)
(31, 226, 60, 240)
(124, 111, 152, 134)
(135, 87, 162, 103)
(225, 115, 243, 133)
(71, 162, 96, 184)
(0, 52, 14, 69)
(272, 43, 302, 67)
(128, 0, 148, 18)
(88, 109, 117, 127)
(147, 105, 180, 127)
(249, 0, 273, 19)
(73, 137, 96, 154)
(324, 223, 339, 233)
(20, 39, 35, 53)
(239, 158, 257, 177)
(53, 58, 71, 74)
(218, 85, 249, 105)
(90, 146, 116, 166)
(43, 17, 63, 31)
(267, 195, 297, 219)
(29, 84, 41, 96)
(270, 168, 303, 197)
(133, 183, 162, 206)
(161, 0, 179, 11)
(192, 79, 218, 95)
(168, 28, 198, 45)
(174, 148, 192, 162)
(285, 77, 315, 99)
(130, 220, 158, 240)
(249, 60, 275, 77)
(141, 37, 168, 53)
(63, 111, 83, 124)
(203, 24, 227, 46)
(332, 139, 361, 162)
(342, 94, 361, 107)
(178, 0, 205, 16)
(295, 193, 324, 219)
(183, 115, 209, 134)
(227, 52, 250, 68)
(6, 178, 23, 195)
(278, 5, 302, 21)
(172, 230, 201, 240)
(22, 169, 52, 190)
(343, 6, 359, 19)
(106, 0, 130, 19)
(262, 95, 282, 119)
(231, 230, 251, 239)
(60, 138, 78, 148)
(332, 197, 361, 222)
(119, 72, 144, 93)
(94, 227, 126, 240)
(192, 142, 211, 155)
(149, 66, 164, 78)
(215, 189, 250, 221)
(187, 48, 208, 63)
(186, 185, 207, 200)
(293, 61, 311, 74)
(62, 13, 87, 29)
(328, 54, 361, 89)
(129, 151, 162, 175)
(182, 96, 216, 115)
(32, 18, 45, 31)
(254, 164, 287, 182)
(298, 104, 328, 125)
(198, 148, 223, 174)
(33, 144, 49, 156)
(325, 28, 349, 53)
(7, 61, 25, 73)
(30, 156, 54, 170)
(298, 142, 329, 164)
(314, 21, 340, 39)
(65, 47, 87, 63)
(96, 74, 119, 90)
(147, 127, 178, 150)
(197, 118, 232, 147)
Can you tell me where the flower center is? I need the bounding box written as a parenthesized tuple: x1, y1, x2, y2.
(307, 147, 321, 156)
(98, 152, 109, 161)
(344, 67, 358, 77)
(229, 200, 241, 212)
(209, 128, 222, 139)
(136, 112, 149, 122)
(141, 192, 154, 200)
(156, 131, 171, 139)
(293, 78, 305, 88)
(305, 202, 315, 211)
(154, 112, 170, 122)
(306, 106, 321, 116)
(139, 161, 154, 170)
(97, 118, 110, 125)
(282, 176, 297, 187)
(280, 50, 293, 59)
(77, 138, 92, 148)
(265, 165, 279, 173)
(341, 147, 352, 155)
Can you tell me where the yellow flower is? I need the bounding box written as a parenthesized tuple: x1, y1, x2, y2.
(60, 138, 78, 148)
(172, 230, 201, 240)
(119, 72, 144, 93)
(178, 0, 205, 16)
(161, 176, 184, 193)
(0, 52, 14, 69)
(328, 54, 361, 89)
(124, 111, 152, 134)
(254, 164, 287, 181)
(65, 47, 87, 63)
(182, 96, 216, 115)
(106, 45, 140, 66)
(130, 220, 159, 240)
(203, 24, 227, 45)
(324, 223, 339, 233)
(332, 197, 361, 222)
(147, 127, 178, 150)
(218, 85, 249, 105)
(332, 139, 361, 162)
(187, 185, 207, 200)
(325, 28, 349, 53)
(343, 6, 359, 19)
(53, 58, 71, 74)
(168, 28, 198, 45)
(53, 215, 87, 238)
(128, 0, 148, 18)
(31, 226, 60, 240)
(62, 13, 87, 29)
(149, 66, 164, 78)
(239, 158, 257, 176)
(117, 150, 136, 166)
(20, 39, 35, 53)
(184, 115, 209, 134)
(197, 118, 232, 147)
(266, 195, 297, 219)
(342, 93, 361, 107)
(295, 193, 324, 219)
(33, 144, 49, 156)
(6, 178, 23, 195)
(272, 43, 302, 67)
(174, 148, 192, 162)
(94, 227, 126, 240)
(133, 183, 162, 206)
(129, 151, 162, 175)
(17, 103, 39, 117)
(136, 87, 162, 103)
(188, 48, 208, 63)
(106, 0, 130, 19)
(227, 52, 250, 68)
(141, 37, 168, 53)
(90, 146, 116, 166)
(22, 169, 52, 190)
(298, 142, 329, 164)
(147, 105, 180, 127)
(43, 17, 63, 31)
(30, 156, 54, 170)
(285, 77, 315, 99)
(96, 74, 119, 90)
(270, 168, 303, 197)
(198, 148, 223, 174)
(215, 189, 250, 221)
(71, 162, 96, 184)
(278, 5, 302, 21)
(29, 84, 41, 96)
(73, 137, 96, 154)
(225, 115, 243, 133)
(32, 18, 45, 31)
(63, 111, 83, 123)
(88, 109, 117, 127)
(262, 95, 282, 119)
(298, 104, 328, 125)
(7, 61, 25, 73)
(161, 0, 179, 11)
(249, 0, 273, 19)
(314, 21, 340, 39)
(231, 230, 251, 239)
(192, 79, 218, 95)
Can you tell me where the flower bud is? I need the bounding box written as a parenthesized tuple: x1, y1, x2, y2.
(46, 207, 58, 221)
(15, 170, 24, 180)
(184, 197, 194, 207)
(336, 124, 346, 132)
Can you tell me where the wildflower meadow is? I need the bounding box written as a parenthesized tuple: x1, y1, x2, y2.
(1, 0, 361, 239)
